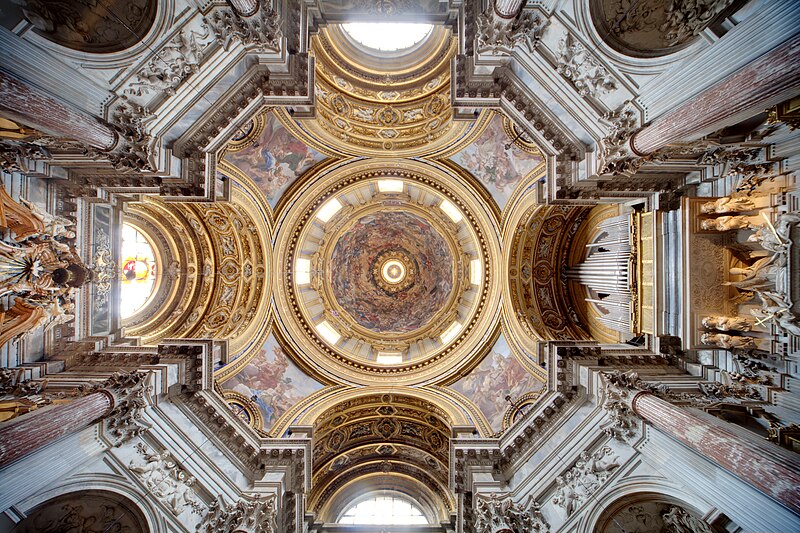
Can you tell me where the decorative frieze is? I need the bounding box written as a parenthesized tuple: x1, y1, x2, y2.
(204, 5, 282, 52)
(195, 495, 277, 533)
(474, 493, 549, 533)
(475, 8, 548, 55)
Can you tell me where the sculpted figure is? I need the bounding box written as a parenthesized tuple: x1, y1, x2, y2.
(662, 506, 715, 533)
(701, 333, 756, 351)
(751, 306, 800, 337)
(702, 315, 753, 332)
(700, 196, 756, 214)
(18, 197, 75, 239)
(700, 215, 757, 231)
(747, 212, 800, 252)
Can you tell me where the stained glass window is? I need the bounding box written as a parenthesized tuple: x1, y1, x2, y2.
(120, 223, 158, 318)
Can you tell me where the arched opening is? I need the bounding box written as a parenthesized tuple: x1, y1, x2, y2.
(341, 22, 433, 52)
(337, 491, 430, 525)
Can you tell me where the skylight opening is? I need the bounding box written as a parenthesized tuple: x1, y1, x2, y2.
(295, 258, 311, 285)
(317, 198, 343, 223)
(342, 23, 434, 52)
(470, 259, 483, 285)
(338, 495, 429, 525)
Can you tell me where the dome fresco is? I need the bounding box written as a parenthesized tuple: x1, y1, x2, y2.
(330, 211, 453, 333)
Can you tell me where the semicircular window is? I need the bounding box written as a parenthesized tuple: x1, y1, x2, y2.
(120, 223, 158, 318)
(341, 22, 433, 52)
(338, 494, 429, 525)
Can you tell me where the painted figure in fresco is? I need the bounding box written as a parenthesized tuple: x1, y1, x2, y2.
(451, 115, 543, 206)
(224, 113, 322, 204)
(227, 339, 324, 432)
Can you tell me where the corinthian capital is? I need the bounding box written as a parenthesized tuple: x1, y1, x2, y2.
(599, 371, 650, 442)
(98, 371, 153, 445)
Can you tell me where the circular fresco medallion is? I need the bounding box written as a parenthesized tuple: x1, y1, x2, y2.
(330, 211, 453, 333)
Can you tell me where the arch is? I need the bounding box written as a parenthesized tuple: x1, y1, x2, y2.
(306, 390, 459, 519)
(587, 0, 737, 59)
(580, 478, 718, 533)
(12, 488, 153, 533)
(19, 0, 159, 54)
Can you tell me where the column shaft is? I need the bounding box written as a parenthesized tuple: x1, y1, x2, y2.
(494, 0, 526, 18)
(633, 393, 800, 513)
(227, 0, 259, 17)
(631, 33, 800, 155)
(0, 71, 117, 150)
(0, 391, 113, 468)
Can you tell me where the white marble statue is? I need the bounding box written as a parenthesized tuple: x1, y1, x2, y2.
(700, 196, 757, 214)
(701, 315, 753, 332)
(18, 197, 75, 239)
(751, 306, 800, 337)
(700, 215, 757, 231)
(700, 333, 756, 351)
(747, 212, 799, 252)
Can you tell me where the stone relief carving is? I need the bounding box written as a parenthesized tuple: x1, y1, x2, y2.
(126, 29, 210, 97)
(552, 447, 620, 516)
(90, 227, 116, 309)
(474, 493, 549, 533)
(662, 505, 716, 533)
(660, 0, 735, 46)
(475, 7, 548, 54)
(195, 495, 278, 533)
(556, 33, 617, 98)
(204, 5, 282, 52)
(129, 443, 204, 515)
(15, 0, 157, 53)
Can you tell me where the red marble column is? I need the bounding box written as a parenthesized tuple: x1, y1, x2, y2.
(632, 392, 800, 513)
(0, 71, 117, 150)
(0, 391, 113, 468)
(494, 0, 526, 18)
(631, 33, 800, 155)
(227, 0, 259, 17)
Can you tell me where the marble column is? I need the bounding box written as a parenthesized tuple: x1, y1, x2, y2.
(631, 33, 800, 155)
(0, 391, 113, 468)
(227, 0, 259, 17)
(494, 0, 526, 18)
(631, 391, 800, 513)
(0, 71, 117, 150)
